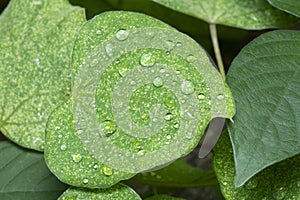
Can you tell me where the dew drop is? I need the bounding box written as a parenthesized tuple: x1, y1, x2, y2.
(115, 29, 129, 41)
(141, 113, 149, 120)
(83, 178, 89, 184)
(173, 123, 179, 129)
(102, 165, 113, 176)
(273, 187, 286, 200)
(60, 144, 67, 151)
(186, 132, 193, 140)
(96, 29, 102, 34)
(176, 42, 182, 47)
(118, 67, 128, 77)
(159, 68, 166, 74)
(93, 164, 98, 169)
(105, 44, 113, 57)
(164, 113, 173, 121)
(137, 149, 146, 156)
(100, 120, 117, 136)
(140, 53, 156, 67)
(217, 94, 224, 100)
(187, 55, 196, 63)
(153, 76, 164, 87)
(166, 135, 172, 140)
(72, 154, 82, 163)
(197, 93, 206, 100)
(181, 80, 195, 95)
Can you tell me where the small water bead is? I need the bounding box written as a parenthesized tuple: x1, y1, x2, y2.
(102, 165, 113, 176)
(187, 55, 196, 63)
(164, 113, 174, 121)
(118, 67, 129, 77)
(217, 94, 225, 100)
(153, 76, 164, 87)
(96, 29, 102, 34)
(159, 68, 166, 74)
(176, 42, 182, 47)
(100, 120, 116, 136)
(197, 93, 206, 100)
(173, 123, 179, 129)
(181, 80, 195, 95)
(186, 132, 193, 140)
(93, 164, 98, 169)
(140, 53, 156, 67)
(60, 144, 67, 151)
(72, 154, 82, 163)
(115, 29, 129, 41)
(273, 187, 286, 200)
(141, 113, 149, 120)
(137, 149, 146, 156)
(83, 178, 89, 184)
(166, 135, 172, 140)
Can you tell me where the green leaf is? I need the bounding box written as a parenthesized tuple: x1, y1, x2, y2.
(128, 159, 218, 187)
(152, 0, 297, 29)
(58, 184, 141, 200)
(268, 0, 300, 17)
(213, 130, 300, 200)
(0, 141, 67, 200)
(45, 100, 134, 188)
(70, 11, 235, 174)
(145, 194, 185, 200)
(0, 0, 86, 151)
(227, 30, 300, 187)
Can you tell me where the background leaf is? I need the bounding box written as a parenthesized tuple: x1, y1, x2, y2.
(0, 0, 85, 151)
(268, 0, 300, 17)
(70, 11, 234, 174)
(58, 184, 141, 200)
(213, 130, 300, 200)
(145, 194, 185, 200)
(152, 0, 297, 29)
(0, 141, 67, 200)
(227, 30, 300, 186)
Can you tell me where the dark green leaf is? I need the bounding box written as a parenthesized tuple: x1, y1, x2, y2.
(0, 141, 67, 200)
(145, 194, 185, 200)
(213, 130, 300, 200)
(58, 184, 141, 200)
(227, 30, 300, 186)
(152, 0, 297, 29)
(268, 0, 300, 17)
(0, 0, 86, 151)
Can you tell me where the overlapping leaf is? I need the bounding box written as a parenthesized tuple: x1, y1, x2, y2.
(0, 0, 85, 151)
(0, 141, 67, 200)
(227, 30, 300, 186)
(213, 131, 300, 200)
(152, 0, 297, 29)
(268, 0, 300, 17)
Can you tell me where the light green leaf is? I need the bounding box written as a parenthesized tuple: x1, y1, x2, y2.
(128, 159, 218, 187)
(268, 0, 300, 17)
(0, 0, 85, 151)
(45, 100, 134, 188)
(152, 0, 297, 29)
(227, 30, 300, 187)
(145, 194, 185, 200)
(0, 141, 68, 200)
(213, 131, 300, 200)
(70, 11, 234, 174)
(58, 184, 141, 200)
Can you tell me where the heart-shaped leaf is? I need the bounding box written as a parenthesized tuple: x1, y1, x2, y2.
(0, 141, 67, 200)
(152, 0, 297, 29)
(0, 0, 85, 151)
(70, 11, 234, 174)
(145, 195, 185, 200)
(213, 130, 300, 199)
(268, 0, 300, 17)
(58, 184, 141, 200)
(227, 30, 300, 187)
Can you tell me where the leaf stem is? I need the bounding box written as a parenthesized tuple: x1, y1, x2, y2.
(209, 23, 226, 79)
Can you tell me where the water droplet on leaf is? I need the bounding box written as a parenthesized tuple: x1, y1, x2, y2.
(115, 29, 129, 41)
(60, 144, 67, 150)
(217, 94, 224, 100)
(100, 120, 117, 136)
(187, 55, 196, 63)
(140, 53, 156, 67)
(83, 178, 89, 184)
(118, 67, 128, 77)
(102, 165, 113, 176)
(197, 93, 206, 100)
(164, 113, 173, 121)
(153, 76, 164, 87)
(181, 80, 195, 95)
(72, 154, 82, 163)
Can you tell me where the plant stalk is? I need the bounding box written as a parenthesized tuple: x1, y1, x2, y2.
(209, 23, 226, 79)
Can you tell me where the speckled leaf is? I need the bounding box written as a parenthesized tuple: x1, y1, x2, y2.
(145, 194, 185, 200)
(0, 141, 68, 200)
(71, 11, 235, 174)
(129, 159, 218, 187)
(0, 0, 85, 151)
(45, 100, 134, 188)
(268, 0, 300, 17)
(213, 131, 300, 200)
(227, 30, 300, 187)
(58, 184, 141, 200)
(152, 0, 297, 29)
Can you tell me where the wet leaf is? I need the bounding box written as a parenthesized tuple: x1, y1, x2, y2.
(213, 130, 300, 200)
(0, 0, 85, 151)
(0, 141, 67, 200)
(152, 0, 297, 29)
(227, 30, 300, 186)
(145, 194, 185, 200)
(58, 184, 141, 200)
(268, 0, 300, 17)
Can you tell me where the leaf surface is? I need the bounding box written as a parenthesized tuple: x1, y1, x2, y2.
(58, 184, 141, 200)
(268, 0, 300, 17)
(152, 0, 297, 29)
(0, 0, 85, 151)
(0, 141, 67, 200)
(213, 131, 300, 200)
(227, 30, 300, 186)
(145, 194, 185, 200)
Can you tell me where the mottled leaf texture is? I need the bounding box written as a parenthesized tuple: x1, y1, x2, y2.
(227, 30, 300, 186)
(214, 131, 300, 200)
(152, 0, 297, 29)
(268, 0, 300, 17)
(58, 184, 141, 200)
(0, 141, 67, 200)
(0, 0, 85, 151)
